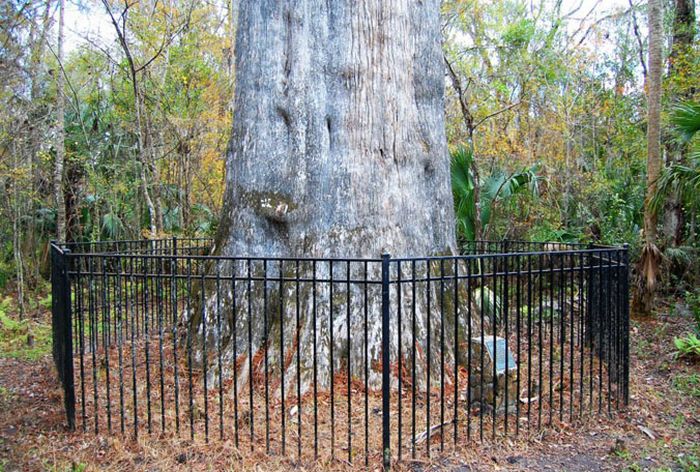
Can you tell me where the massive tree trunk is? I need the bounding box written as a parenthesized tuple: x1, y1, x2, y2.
(634, 0, 663, 315)
(191, 0, 465, 395)
(217, 1, 454, 258)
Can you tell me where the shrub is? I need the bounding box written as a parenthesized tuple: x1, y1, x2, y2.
(674, 334, 700, 360)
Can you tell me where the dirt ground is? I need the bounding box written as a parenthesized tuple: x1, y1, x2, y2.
(0, 296, 698, 471)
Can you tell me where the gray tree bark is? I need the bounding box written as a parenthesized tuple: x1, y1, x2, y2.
(216, 1, 454, 259)
(53, 0, 67, 242)
(191, 0, 469, 395)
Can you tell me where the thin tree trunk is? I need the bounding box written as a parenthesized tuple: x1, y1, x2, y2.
(12, 139, 25, 318)
(102, 0, 160, 237)
(53, 0, 66, 242)
(144, 109, 164, 233)
(644, 0, 663, 247)
(633, 0, 663, 315)
(26, 0, 52, 278)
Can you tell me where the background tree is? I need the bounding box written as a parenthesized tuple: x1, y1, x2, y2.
(102, 0, 165, 236)
(663, 0, 696, 247)
(441, 0, 647, 246)
(53, 0, 66, 242)
(634, 0, 664, 316)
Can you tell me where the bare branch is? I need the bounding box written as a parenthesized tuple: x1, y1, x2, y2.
(444, 53, 474, 136)
(473, 101, 521, 130)
(629, 0, 648, 79)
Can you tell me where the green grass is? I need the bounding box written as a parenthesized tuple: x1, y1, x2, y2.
(0, 297, 52, 361)
(672, 413, 686, 429)
(672, 373, 700, 399)
(37, 292, 52, 310)
(678, 454, 700, 472)
(42, 462, 87, 472)
(614, 449, 631, 460)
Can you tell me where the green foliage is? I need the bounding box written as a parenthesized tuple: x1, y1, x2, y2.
(101, 213, 125, 240)
(451, 145, 542, 242)
(674, 334, 700, 360)
(443, 0, 652, 252)
(480, 164, 541, 230)
(684, 289, 700, 333)
(472, 286, 502, 324)
(677, 454, 700, 472)
(672, 373, 700, 399)
(652, 102, 700, 220)
(501, 18, 536, 49)
(672, 102, 700, 143)
(38, 292, 51, 310)
(526, 221, 583, 244)
(191, 203, 217, 236)
(0, 298, 52, 361)
(0, 258, 11, 290)
(0, 0, 231, 296)
(451, 146, 478, 241)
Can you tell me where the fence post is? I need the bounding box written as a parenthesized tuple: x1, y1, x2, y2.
(51, 243, 58, 376)
(381, 253, 391, 470)
(621, 244, 630, 405)
(51, 243, 76, 430)
(585, 244, 596, 349)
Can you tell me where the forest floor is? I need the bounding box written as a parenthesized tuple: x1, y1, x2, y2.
(0, 290, 698, 471)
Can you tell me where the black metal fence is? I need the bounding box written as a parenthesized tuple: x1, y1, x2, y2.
(50, 238, 629, 468)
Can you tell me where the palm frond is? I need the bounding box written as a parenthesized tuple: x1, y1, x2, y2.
(450, 145, 478, 241)
(450, 145, 543, 241)
(651, 163, 700, 213)
(101, 212, 124, 240)
(671, 102, 700, 142)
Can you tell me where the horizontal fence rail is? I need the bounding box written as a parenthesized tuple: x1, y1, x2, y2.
(50, 238, 629, 468)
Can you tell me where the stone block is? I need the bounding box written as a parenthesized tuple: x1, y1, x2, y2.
(467, 335, 518, 412)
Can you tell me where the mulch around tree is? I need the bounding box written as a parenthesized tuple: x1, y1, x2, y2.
(0, 300, 698, 471)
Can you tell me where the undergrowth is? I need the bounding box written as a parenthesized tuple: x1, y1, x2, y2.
(0, 297, 52, 361)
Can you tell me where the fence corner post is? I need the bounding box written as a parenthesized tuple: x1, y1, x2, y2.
(51, 243, 76, 430)
(381, 253, 391, 470)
